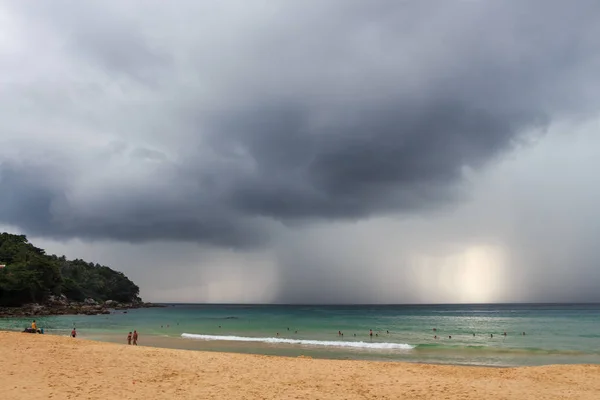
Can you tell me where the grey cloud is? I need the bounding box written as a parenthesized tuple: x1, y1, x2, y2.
(217, 100, 543, 220)
(19, 0, 172, 83)
(0, 166, 56, 233)
(1, 0, 600, 248)
(0, 161, 267, 248)
(130, 147, 168, 162)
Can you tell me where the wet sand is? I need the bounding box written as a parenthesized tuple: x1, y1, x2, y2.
(1, 331, 598, 399)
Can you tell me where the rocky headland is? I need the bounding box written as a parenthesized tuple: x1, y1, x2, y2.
(1, 233, 155, 318)
(0, 295, 164, 318)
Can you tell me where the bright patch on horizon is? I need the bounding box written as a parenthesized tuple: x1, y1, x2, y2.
(455, 246, 505, 303)
(410, 245, 506, 304)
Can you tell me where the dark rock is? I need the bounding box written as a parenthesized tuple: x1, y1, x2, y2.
(1, 296, 159, 318)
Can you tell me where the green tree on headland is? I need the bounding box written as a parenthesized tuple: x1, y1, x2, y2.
(0, 232, 140, 307)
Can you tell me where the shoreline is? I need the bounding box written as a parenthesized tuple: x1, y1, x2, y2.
(1, 331, 599, 399)
(4, 327, 600, 369)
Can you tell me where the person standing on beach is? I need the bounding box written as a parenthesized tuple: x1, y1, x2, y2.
(132, 330, 138, 345)
(127, 332, 132, 345)
(71, 328, 77, 338)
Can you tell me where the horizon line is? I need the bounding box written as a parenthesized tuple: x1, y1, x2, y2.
(148, 302, 600, 306)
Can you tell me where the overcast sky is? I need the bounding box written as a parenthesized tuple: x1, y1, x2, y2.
(1, 1, 599, 303)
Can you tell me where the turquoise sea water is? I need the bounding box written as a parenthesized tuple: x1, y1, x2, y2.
(2, 304, 599, 367)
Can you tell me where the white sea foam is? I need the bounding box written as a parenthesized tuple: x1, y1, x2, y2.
(181, 333, 414, 350)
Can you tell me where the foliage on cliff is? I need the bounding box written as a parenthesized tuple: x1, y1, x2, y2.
(0, 232, 140, 307)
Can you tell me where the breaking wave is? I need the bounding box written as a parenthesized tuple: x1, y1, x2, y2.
(181, 333, 414, 350)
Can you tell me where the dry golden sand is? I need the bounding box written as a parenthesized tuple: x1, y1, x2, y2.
(1, 331, 599, 400)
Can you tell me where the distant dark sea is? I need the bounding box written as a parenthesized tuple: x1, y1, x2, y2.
(2, 303, 599, 367)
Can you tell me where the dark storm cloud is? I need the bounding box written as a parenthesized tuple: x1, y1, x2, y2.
(0, 166, 56, 232)
(216, 100, 542, 220)
(1, 0, 600, 246)
(0, 162, 265, 248)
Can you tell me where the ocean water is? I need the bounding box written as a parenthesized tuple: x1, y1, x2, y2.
(2, 304, 599, 367)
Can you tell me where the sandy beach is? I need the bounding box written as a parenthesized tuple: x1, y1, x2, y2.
(1, 331, 598, 400)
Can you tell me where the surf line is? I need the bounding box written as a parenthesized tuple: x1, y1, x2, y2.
(181, 333, 414, 350)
